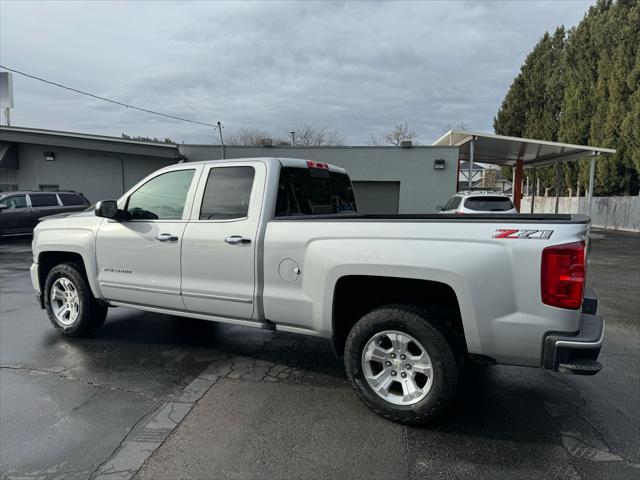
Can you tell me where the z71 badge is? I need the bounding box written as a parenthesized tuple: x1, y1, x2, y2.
(493, 229, 553, 240)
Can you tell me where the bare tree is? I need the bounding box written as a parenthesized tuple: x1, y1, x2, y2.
(292, 125, 345, 146)
(368, 123, 418, 146)
(225, 128, 271, 146)
(441, 121, 469, 133)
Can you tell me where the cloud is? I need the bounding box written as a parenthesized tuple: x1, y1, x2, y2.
(0, 0, 592, 144)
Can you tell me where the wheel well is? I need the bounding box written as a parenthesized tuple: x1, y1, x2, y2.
(332, 275, 465, 355)
(38, 251, 86, 292)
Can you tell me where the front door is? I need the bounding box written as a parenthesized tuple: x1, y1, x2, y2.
(0, 194, 34, 235)
(96, 167, 200, 310)
(181, 162, 265, 320)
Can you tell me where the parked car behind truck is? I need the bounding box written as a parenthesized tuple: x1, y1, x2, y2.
(0, 190, 90, 237)
(30, 158, 604, 424)
(438, 190, 517, 214)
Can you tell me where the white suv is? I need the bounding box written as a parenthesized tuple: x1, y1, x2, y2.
(438, 191, 517, 214)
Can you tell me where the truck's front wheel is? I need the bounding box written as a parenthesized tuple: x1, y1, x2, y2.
(44, 263, 108, 337)
(344, 304, 460, 425)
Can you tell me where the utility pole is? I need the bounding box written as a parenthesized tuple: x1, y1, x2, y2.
(290, 131, 295, 146)
(217, 121, 225, 160)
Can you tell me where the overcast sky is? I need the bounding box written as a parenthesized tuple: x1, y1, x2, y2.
(1, 0, 593, 145)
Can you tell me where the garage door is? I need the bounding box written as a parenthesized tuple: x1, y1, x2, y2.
(352, 181, 400, 214)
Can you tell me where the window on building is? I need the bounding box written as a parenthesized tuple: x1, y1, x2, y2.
(39, 184, 60, 191)
(0, 184, 19, 193)
(30, 194, 59, 207)
(126, 169, 195, 220)
(200, 167, 255, 220)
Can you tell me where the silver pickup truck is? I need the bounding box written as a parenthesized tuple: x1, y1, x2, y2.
(30, 157, 604, 424)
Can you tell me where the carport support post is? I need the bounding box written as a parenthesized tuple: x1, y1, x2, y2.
(468, 137, 475, 189)
(588, 155, 596, 217)
(554, 161, 561, 214)
(530, 167, 536, 213)
(513, 159, 524, 212)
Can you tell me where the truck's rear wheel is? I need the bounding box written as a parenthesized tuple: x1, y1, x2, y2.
(344, 304, 460, 425)
(44, 263, 107, 337)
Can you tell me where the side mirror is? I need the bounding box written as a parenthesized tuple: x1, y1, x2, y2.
(436, 205, 443, 211)
(95, 200, 120, 220)
(0, 202, 8, 211)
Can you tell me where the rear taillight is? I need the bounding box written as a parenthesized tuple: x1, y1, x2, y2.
(541, 241, 586, 310)
(307, 160, 329, 169)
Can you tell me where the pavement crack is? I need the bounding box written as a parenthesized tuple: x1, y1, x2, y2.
(88, 404, 155, 480)
(88, 367, 222, 480)
(1, 364, 158, 401)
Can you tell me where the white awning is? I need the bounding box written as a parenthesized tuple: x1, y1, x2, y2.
(433, 130, 615, 167)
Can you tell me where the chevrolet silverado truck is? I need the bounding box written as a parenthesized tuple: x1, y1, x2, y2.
(30, 157, 604, 424)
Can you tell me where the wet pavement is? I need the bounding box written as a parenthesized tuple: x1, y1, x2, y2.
(1, 230, 638, 479)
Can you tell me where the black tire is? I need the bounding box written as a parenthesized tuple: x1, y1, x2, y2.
(344, 304, 460, 425)
(44, 262, 108, 337)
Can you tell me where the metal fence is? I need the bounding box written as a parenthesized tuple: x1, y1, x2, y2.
(521, 196, 640, 232)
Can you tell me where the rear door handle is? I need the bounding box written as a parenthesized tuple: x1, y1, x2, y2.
(156, 233, 178, 242)
(225, 235, 251, 245)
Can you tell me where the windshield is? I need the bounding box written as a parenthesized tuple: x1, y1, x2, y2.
(276, 167, 357, 216)
(464, 196, 514, 211)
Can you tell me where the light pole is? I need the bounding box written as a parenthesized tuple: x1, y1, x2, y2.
(217, 121, 225, 160)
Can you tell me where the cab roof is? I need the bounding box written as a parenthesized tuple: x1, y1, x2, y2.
(174, 157, 348, 174)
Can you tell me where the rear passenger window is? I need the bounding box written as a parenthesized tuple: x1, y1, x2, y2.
(200, 167, 255, 220)
(59, 193, 85, 206)
(30, 194, 59, 207)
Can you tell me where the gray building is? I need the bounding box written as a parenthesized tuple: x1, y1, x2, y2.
(0, 127, 181, 202)
(1, 126, 458, 213)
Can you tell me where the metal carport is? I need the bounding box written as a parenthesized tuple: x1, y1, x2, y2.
(433, 130, 616, 215)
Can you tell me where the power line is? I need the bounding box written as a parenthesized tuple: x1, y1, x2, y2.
(0, 65, 220, 129)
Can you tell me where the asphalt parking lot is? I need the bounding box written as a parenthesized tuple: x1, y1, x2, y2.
(1, 229, 638, 480)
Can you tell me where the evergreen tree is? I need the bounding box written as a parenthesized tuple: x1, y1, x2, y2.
(495, 0, 639, 196)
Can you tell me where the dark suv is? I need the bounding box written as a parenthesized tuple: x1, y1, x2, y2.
(0, 191, 90, 237)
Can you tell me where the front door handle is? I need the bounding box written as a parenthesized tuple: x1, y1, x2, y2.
(225, 235, 251, 245)
(156, 233, 178, 242)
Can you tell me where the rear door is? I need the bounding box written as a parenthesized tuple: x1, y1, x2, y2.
(27, 193, 64, 225)
(181, 161, 266, 320)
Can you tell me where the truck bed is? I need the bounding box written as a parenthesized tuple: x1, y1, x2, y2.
(273, 213, 590, 224)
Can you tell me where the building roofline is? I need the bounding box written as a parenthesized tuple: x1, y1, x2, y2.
(0, 125, 178, 148)
(0, 125, 180, 159)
